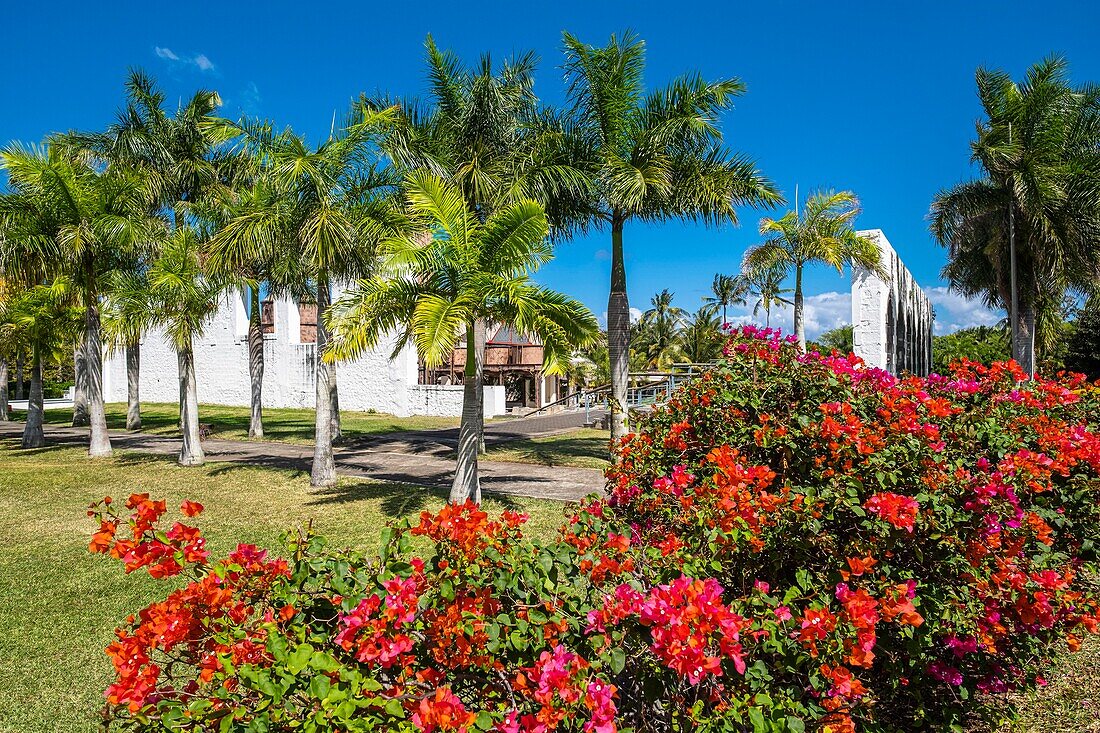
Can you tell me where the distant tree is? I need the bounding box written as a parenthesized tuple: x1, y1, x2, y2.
(704, 273, 748, 325)
(1064, 299, 1100, 380)
(931, 326, 1011, 373)
(811, 324, 854, 355)
(745, 265, 793, 329)
(743, 190, 882, 350)
(635, 289, 687, 369)
(6, 278, 80, 447)
(680, 304, 724, 363)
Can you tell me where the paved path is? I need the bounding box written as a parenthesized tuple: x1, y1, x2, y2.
(0, 421, 605, 503)
(346, 408, 609, 455)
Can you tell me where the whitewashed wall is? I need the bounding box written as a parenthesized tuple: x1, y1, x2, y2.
(101, 289, 507, 419)
(852, 229, 934, 375)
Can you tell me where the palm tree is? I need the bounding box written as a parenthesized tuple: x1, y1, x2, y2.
(635, 289, 687, 369)
(930, 57, 1100, 376)
(681, 304, 724, 363)
(366, 37, 590, 452)
(0, 143, 157, 457)
(101, 267, 158, 430)
(327, 172, 598, 503)
(704, 273, 749, 325)
(561, 30, 781, 443)
(145, 229, 234, 466)
(207, 112, 402, 487)
(7, 278, 80, 448)
(746, 266, 793, 328)
(65, 70, 234, 422)
(742, 190, 882, 350)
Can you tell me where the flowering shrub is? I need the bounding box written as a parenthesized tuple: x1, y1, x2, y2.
(90, 327, 1100, 732)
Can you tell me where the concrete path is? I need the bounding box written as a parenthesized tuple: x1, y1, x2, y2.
(0, 422, 605, 503)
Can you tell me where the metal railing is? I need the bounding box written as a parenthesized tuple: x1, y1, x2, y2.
(526, 362, 716, 420)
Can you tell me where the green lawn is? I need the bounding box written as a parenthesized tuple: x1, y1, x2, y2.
(0, 442, 567, 733)
(483, 428, 611, 469)
(42, 402, 459, 444)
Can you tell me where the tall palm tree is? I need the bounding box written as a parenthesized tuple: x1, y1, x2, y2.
(327, 172, 598, 503)
(207, 111, 403, 487)
(561, 30, 781, 443)
(145, 229, 234, 466)
(635, 289, 687, 369)
(704, 273, 749, 325)
(746, 266, 793, 329)
(680, 304, 724, 363)
(930, 57, 1100, 376)
(742, 190, 882, 350)
(366, 36, 590, 452)
(0, 143, 157, 457)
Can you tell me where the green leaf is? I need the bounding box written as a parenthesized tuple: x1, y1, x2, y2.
(610, 647, 626, 675)
(786, 716, 806, 733)
(288, 643, 314, 675)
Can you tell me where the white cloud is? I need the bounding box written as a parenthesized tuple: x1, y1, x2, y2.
(729, 291, 852, 340)
(153, 46, 215, 72)
(926, 286, 1002, 335)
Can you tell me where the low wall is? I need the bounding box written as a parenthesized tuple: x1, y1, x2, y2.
(407, 384, 507, 418)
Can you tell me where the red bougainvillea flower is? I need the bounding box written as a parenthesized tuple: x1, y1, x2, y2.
(412, 687, 476, 733)
(180, 500, 204, 517)
(864, 492, 920, 532)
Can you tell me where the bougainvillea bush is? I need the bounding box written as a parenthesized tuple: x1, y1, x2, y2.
(89, 327, 1100, 732)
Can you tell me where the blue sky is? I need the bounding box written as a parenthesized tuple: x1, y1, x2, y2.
(4, 0, 1098, 337)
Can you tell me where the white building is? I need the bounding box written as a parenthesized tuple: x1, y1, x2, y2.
(102, 287, 508, 418)
(851, 229, 934, 375)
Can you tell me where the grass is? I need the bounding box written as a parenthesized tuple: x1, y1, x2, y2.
(0, 441, 568, 733)
(483, 428, 611, 469)
(41, 402, 459, 444)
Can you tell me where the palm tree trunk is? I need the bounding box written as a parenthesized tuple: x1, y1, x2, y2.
(22, 344, 45, 449)
(607, 214, 630, 447)
(0, 357, 9, 421)
(14, 351, 24, 400)
(72, 340, 89, 427)
(1013, 300, 1037, 377)
(450, 320, 484, 504)
(126, 341, 141, 431)
(475, 318, 487, 454)
(330, 371, 342, 443)
(311, 275, 337, 488)
(248, 287, 264, 439)
(84, 295, 112, 457)
(793, 264, 806, 351)
(177, 341, 204, 466)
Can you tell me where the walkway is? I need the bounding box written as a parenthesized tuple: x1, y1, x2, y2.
(0, 421, 605, 503)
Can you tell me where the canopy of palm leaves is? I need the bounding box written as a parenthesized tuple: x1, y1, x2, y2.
(742, 190, 881, 349)
(364, 36, 589, 232)
(326, 171, 598, 370)
(930, 56, 1100, 374)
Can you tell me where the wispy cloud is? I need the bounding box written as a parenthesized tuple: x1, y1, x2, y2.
(153, 46, 216, 73)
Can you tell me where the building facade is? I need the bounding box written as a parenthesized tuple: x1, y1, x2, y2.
(851, 229, 934, 376)
(102, 287, 507, 418)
